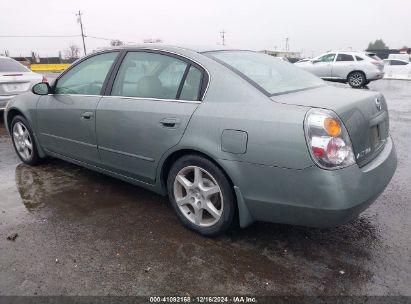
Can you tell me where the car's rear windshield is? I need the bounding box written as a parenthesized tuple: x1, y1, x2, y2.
(205, 50, 325, 96)
(366, 53, 382, 61)
(0, 58, 29, 72)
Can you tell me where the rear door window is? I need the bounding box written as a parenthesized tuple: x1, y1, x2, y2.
(391, 60, 408, 66)
(111, 51, 203, 101)
(179, 66, 202, 101)
(111, 52, 188, 99)
(336, 54, 354, 62)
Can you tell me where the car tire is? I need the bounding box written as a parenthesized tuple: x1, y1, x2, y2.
(167, 154, 235, 236)
(10, 115, 43, 166)
(347, 71, 366, 88)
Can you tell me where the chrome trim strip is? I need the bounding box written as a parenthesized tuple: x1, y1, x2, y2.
(101, 95, 200, 104)
(99, 146, 155, 162)
(47, 94, 102, 98)
(41, 133, 97, 148)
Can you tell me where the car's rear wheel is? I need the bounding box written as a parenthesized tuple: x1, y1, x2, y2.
(167, 154, 235, 236)
(11, 115, 42, 166)
(347, 71, 366, 88)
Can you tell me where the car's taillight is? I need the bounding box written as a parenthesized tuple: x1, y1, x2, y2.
(304, 109, 355, 169)
(371, 61, 382, 67)
(42, 76, 48, 83)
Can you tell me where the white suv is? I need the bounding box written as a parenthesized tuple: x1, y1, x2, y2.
(295, 51, 384, 88)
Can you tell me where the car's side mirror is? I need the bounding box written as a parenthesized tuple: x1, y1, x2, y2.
(32, 82, 51, 95)
(312, 59, 320, 64)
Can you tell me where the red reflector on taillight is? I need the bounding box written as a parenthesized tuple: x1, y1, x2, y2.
(312, 146, 324, 157)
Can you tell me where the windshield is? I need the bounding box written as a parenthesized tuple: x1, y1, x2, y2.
(366, 53, 382, 61)
(206, 50, 325, 95)
(0, 58, 30, 72)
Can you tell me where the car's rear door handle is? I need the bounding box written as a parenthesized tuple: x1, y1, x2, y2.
(159, 117, 180, 128)
(81, 112, 94, 120)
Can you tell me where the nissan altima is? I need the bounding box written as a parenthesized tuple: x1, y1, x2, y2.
(4, 45, 397, 236)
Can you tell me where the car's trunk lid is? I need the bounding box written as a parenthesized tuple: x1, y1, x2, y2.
(273, 85, 389, 167)
(0, 72, 40, 96)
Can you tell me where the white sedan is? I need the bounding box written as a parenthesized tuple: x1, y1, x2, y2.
(0, 56, 45, 110)
(383, 59, 411, 80)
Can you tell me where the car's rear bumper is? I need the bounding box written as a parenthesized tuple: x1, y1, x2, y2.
(0, 95, 15, 110)
(221, 136, 397, 228)
(367, 71, 385, 81)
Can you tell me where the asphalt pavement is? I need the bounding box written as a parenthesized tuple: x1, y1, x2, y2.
(0, 80, 410, 296)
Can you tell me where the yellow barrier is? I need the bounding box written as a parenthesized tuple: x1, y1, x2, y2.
(30, 63, 70, 71)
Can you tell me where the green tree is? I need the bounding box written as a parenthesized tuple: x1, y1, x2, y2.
(367, 39, 389, 50)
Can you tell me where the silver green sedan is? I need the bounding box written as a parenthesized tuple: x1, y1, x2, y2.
(4, 45, 397, 236)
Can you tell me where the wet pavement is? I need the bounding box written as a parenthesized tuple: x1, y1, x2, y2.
(0, 80, 410, 296)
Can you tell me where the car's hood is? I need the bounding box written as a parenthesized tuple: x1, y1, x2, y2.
(272, 85, 390, 167)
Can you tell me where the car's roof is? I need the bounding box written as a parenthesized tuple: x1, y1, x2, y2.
(325, 50, 370, 55)
(96, 44, 244, 54)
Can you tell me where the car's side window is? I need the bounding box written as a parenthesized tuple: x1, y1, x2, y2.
(336, 54, 354, 62)
(179, 66, 202, 101)
(111, 52, 191, 100)
(55, 52, 118, 95)
(355, 56, 364, 61)
(391, 60, 408, 66)
(318, 53, 336, 62)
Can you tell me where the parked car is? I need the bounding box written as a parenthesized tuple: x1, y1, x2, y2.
(0, 56, 45, 110)
(294, 51, 384, 88)
(387, 53, 410, 62)
(383, 59, 411, 80)
(4, 45, 397, 236)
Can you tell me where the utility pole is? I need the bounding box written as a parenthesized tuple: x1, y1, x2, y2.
(220, 30, 226, 46)
(76, 10, 87, 55)
(285, 37, 289, 52)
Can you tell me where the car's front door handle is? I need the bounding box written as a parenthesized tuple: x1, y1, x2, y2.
(81, 112, 94, 120)
(159, 117, 180, 128)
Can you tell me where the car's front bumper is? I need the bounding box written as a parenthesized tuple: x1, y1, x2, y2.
(221, 136, 397, 228)
(0, 95, 15, 110)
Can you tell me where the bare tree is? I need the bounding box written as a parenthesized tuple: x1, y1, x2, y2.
(110, 39, 124, 47)
(64, 43, 81, 60)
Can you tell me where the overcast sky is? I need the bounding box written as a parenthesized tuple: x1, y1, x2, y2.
(1, 0, 410, 58)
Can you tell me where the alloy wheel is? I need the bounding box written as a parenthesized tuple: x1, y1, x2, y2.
(349, 73, 364, 87)
(173, 166, 223, 227)
(13, 122, 33, 161)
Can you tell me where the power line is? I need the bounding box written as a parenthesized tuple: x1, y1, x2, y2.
(86, 35, 113, 41)
(0, 35, 80, 38)
(86, 35, 138, 45)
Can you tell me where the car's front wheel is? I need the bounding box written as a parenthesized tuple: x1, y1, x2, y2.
(11, 115, 43, 165)
(167, 155, 235, 236)
(347, 71, 366, 88)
